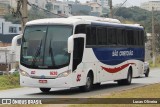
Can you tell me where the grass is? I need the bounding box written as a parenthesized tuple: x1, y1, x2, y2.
(149, 56, 160, 68)
(0, 105, 44, 107)
(0, 83, 160, 107)
(68, 83, 160, 107)
(0, 73, 20, 90)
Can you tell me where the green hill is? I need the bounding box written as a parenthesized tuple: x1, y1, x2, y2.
(114, 6, 160, 33)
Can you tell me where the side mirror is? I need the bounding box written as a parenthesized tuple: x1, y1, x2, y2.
(67, 34, 86, 53)
(11, 34, 22, 54)
(68, 36, 74, 53)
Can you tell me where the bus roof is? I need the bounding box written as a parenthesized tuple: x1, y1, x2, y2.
(26, 18, 87, 26)
(26, 17, 144, 30)
(91, 21, 144, 30)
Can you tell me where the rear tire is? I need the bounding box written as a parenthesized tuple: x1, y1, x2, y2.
(118, 69, 132, 85)
(145, 68, 150, 77)
(80, 73, 93, 92)
(40, 88, 51, 93)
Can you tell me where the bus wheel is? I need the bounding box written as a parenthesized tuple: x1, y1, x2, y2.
(145, 68, 150, 77)
(40, 88, 51, 93)
(118, 69, 132, 85)
(94, 83, 101, 88)
(80, 73, 93, 92)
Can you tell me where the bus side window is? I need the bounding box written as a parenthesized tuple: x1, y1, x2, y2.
(141, 30, 144, 46)
(112, 29, 117, 45)
(108, 28, 112, 45)
(117, 29, 123, 45)
(108, 28, 117, 45)
(97, 27, 107, 45)
(90, 26, 97, 45)
(86, 26, 91, 45)
(138, 30, 143, 46)
(134, 30, 139, 46)
(122, 29, 126, 45)
(127, 30, 134, 46)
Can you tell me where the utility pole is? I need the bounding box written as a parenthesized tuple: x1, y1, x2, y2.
(152, 7, 156, 66)
(108, 0, 113, 18)
(21, 0, 28, 31)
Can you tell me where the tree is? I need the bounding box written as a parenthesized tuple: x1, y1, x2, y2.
(45, 2, 53, 11)
(3, 13, 21, 24)
(154, 22, 160, 54)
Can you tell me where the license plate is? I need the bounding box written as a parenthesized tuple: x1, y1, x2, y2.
(39, 80, 47, 83)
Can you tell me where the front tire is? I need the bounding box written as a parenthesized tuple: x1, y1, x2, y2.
(79, 73, 93, 92)
(40, 88, 51, 93)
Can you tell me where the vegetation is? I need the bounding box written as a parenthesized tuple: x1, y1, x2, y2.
(0, 73, 20, 90)
(114, 6, 160, 33)
(149, 56, 160, 67)
(45, 2, 53, 12)
(68, 83, 160, 107)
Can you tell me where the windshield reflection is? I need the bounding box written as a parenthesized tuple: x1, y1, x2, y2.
(21, 25, 73, 69)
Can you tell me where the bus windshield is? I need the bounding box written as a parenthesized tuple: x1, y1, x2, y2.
(21, 25, 73, 69)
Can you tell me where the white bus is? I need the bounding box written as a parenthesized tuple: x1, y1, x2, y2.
(13, 16, 145, 92)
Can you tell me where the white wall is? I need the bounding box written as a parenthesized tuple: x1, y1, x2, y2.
(0, 48, 10, 64)
(52, 1, 71, 16)
(0, 18, 21, 35)
(0, 46, 20, 64)
(141, 1, 160, 11)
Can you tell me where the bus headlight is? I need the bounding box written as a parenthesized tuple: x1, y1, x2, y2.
(57, 70, 71, 78)
(20, 69, 30, 77)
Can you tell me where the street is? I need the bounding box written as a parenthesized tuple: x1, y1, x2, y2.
(0, 68, 159, 98)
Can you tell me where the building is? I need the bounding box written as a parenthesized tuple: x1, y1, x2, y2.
(0, 0, 17, 9)
(0, 0, 10, 16)
(51, 1, 71, 16)
(0, 46, 20, 71)
(0, 18, 21, 35)
(85, 2, 103, 16)
(92, 0, 108, 8)
(0, 18, 21, 46)
(141, 1, 160, 11)
(29, 0, 47, 9)
(70, 3, 91, 16)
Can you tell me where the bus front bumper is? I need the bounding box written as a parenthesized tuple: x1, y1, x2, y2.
(20, 75, 72, 88)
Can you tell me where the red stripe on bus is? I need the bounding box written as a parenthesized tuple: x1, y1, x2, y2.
(101, 63, 135, 73)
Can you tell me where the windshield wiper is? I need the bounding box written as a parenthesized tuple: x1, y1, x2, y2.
(31, 39, 42, 66)
(49, 40, 55, 66)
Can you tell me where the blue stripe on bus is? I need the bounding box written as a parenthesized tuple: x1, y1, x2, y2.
(92, 47, 144, 65)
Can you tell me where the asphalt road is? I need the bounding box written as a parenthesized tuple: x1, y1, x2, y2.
(0, 68, 159, 98)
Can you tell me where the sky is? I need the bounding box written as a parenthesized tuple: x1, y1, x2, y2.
(79, 0, 153, 6)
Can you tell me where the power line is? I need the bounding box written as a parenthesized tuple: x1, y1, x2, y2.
(27, 2, 68, 18)
(113, 0, 128, 15)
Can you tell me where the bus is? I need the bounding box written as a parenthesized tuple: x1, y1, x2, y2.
(13, 16, 145, 92)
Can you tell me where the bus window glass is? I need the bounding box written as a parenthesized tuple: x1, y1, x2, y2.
(108, 28, 117, 45)
(117, 29, 123, 45)
(90, 26, 97, 45)
(97, 27, 107, 45)
(127, 30, 134, 45)
(134, 30, 139, 45)
(75, 25, 86, 34)
(86, 26, 91, 45)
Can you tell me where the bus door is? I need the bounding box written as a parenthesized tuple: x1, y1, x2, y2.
(70, 34, 86, 87)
